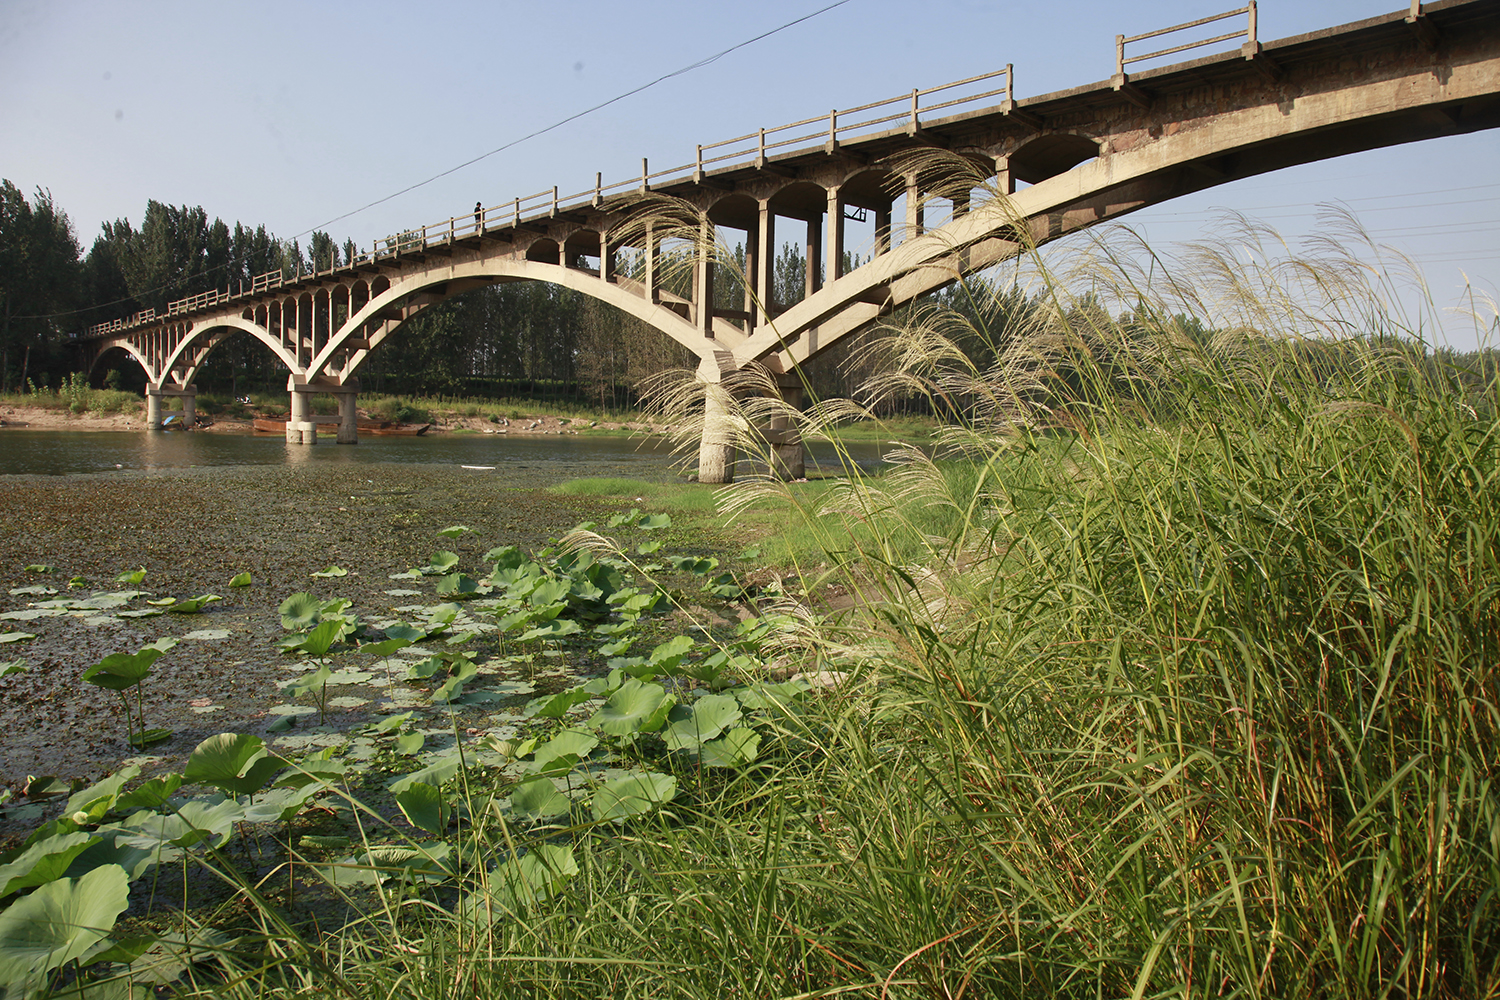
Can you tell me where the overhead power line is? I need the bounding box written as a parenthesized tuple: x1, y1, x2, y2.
(18, 0, 854, 323)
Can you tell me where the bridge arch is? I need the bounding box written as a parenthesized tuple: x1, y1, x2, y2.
(306, 256, 715, 383)
(84, 341, 153, 381)
(1007, 133, 1101, 186)
(159, 316, 300, 386)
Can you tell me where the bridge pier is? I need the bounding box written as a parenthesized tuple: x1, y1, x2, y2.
(767, 383, 805, 481)
(697, 383, 737, 485)
(286, 386, 316, 445)
(145, 385, 196, 429)
(334, 388, 359, 445)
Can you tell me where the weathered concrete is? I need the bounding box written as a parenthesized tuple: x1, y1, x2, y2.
(81, 0, 1500, 472)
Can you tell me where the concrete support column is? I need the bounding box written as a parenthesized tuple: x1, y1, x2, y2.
(805, 216, 822, 298)
(697, 381, 737, 485)
(287, 388, 316, 445)
(695, 216, 716, 338)
(180, 387, 196, 427)
(742, 227, 757, 329)
(875, 203, 892, 255)
(755, 200, 776, 328)
(904, 177, 924, 240)
(645, 222, 660, 303)
(768, 381, 805, 481)
(335, 389, 359, 445)
(145, 388, 163, 429)
(600, 231, 615, 283)
(995, 156, 1016, 196)
(826, 185, 845, 284)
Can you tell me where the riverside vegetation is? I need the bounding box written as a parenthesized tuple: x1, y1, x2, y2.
(2, 206, 1500, 998)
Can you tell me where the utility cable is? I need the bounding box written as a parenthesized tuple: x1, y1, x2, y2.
(17, 0, 854, 324)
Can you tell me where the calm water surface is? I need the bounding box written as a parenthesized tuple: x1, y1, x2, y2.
(0, 429, 885, 480)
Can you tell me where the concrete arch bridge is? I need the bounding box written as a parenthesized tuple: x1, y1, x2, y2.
(79, 0, 1500, 481)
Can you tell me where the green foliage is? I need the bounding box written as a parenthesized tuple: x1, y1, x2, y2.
(80, 638, 176, 747)
(182, 734, 280, 797)
(0, 864, 130, 998)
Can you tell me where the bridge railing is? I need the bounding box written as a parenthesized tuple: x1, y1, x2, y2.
(346, 64, 1019, 270)
(1116, 2, 1257, 76)
(85, 13, 1258, 338)
(83, 308, 156, 338)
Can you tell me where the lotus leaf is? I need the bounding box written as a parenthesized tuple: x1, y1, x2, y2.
(278, 592, 322, 630)
(368, 711, 414, 734)
(508, 778, 571, 822)
(523, 687, 597, 719)
(388, 756, 461, 793)
(436, 525, 472, 538)
(426, 551, 460, 573)
(64, 766, 141, 817)
(662, 694, 742, 750)
(435, 573, 480, 598)
(699, 727, 763, 767)
(518, 618, 581, 644)
(590, 679, 674, 737)
(113, 775, 182, 811)
(530, 729, 599, 770)
(0, 863, 130, 997)
(591, 772, 677, 823)
(0, 832, 96, 899)
(0, 632, 36, 644)
(395, 782, 450, 835)
(240, 785, 317, 824)
(465, 844, 577, 923)
(183, 734, 282, 796)
(311, 566, 348, 578)
(82, 646, 166, 691)
(228, 572, 252, 587)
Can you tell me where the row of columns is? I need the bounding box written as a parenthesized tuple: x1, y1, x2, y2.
(143, 381, 359, 445)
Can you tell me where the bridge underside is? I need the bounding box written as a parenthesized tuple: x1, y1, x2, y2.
(79, 0, 1500, 478)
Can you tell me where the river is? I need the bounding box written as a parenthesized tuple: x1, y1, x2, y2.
(0, 428, 886, 479)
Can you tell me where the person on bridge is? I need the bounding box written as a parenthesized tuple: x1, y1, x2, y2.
(474, 202, 483, 234)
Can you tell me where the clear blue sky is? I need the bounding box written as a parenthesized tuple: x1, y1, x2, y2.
(3, 0, 1496, 347)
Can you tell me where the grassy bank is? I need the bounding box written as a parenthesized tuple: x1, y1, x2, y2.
(3, 222, 1498, 998)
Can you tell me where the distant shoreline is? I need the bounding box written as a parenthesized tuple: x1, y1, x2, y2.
(0, 403, 669, 438)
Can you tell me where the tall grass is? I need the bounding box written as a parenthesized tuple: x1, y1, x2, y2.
(711, 215, 1500, 996)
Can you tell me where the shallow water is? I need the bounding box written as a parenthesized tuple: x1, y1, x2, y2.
(0, 428, 884, 479)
